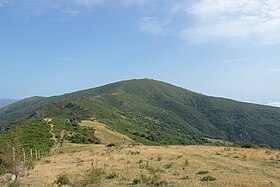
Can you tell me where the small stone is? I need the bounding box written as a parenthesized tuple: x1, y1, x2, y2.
(11, 174, 16, 181)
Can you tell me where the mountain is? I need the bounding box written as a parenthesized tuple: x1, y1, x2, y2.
(1, 79, 280, 148)
(0, 98, 18, 109)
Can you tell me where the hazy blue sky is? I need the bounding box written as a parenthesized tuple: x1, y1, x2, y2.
(1, 0, 280, 105)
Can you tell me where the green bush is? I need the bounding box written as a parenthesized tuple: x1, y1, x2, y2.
(201, 175, 216, 182)
(259, 144, 271, 149)
(197, 170, 208, 175)
(107, 143, 116, 147)
(76, 167, 105, 186)
(105, 172, 118, 179)
(54, 173, 71, 187)
(8, 181, 20, 187)
(157, 156, 163, 161)
(132, 178, 141, 185)
(24, 160, 35, 170)
(240, 142, 258, 149)
(140, 174, 168, 186)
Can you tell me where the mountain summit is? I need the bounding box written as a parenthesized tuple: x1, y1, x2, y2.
(1, 79, 280, 148)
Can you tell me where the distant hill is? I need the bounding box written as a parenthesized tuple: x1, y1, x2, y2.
(1, 79, 280, 148)
(0, 99, 18, 109)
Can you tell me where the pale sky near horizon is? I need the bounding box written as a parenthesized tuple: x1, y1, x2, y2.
(1, 0, 280, 106)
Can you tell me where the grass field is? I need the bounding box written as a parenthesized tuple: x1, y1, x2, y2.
(15, 121, 280, 187)
(79, 121, 136, 145)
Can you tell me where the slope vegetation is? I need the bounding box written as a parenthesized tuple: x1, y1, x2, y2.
(0, 79, 280, 148)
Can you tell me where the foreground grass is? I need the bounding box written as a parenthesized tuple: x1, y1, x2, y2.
(18, 144, 280, 187)
(2, 121, 280, 187)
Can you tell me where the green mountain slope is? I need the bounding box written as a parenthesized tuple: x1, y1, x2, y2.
(1, 79, 280, 148)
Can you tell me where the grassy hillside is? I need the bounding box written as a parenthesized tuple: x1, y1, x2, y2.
(1, 121, 279, 186)
(0, 79, 280, 148)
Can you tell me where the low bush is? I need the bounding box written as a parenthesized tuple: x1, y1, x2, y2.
(201, 175, 216, 182)
(107, 143, 116, 147)
(197, 170, 208, 175)
(24, 160, 35, 170)
(75, 166, 105, 186)
(140, 174, 168, 186)
(132, 178, 141, 185)
(105, 172, 118, 179)
(240, 142, 258, 149)
(54, 173, 71, 187)
(8, 181, 20, 187)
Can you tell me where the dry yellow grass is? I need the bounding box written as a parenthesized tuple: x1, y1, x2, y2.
(16, 121, 280, 187)
(79, 121, 136, 145)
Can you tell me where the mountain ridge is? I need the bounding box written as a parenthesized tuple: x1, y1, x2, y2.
(1, 79, 280, 148)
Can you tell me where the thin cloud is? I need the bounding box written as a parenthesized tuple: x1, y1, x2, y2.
(60, 57, 79, 61)
(268, 102, 280, 107)
(139, 17, 169, 36)
(268, 67, 280, 72)
(3, 0, 280, 46)
(226, 58, 246, 63)
(138, 0, 280, 45)
(184, 0, 280, 45)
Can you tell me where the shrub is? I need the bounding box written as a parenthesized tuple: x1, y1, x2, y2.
(132, 178, 141, 185)
(260, 144, 271, 149)
(177, 155, 183, 159)
(107, 143, 116, 147)
(240, 142, 258, 149)
(181, 176, 189, 180)
(128, 151, 140, 155)
(105, 172, 118, 179)
(43, 160, 51, 164)
(8, 181, 20, 187)
(140, 174, 168, 186)
(197, 170, 208, 175)
(77, 167, 105, 186)
(201, 175, 216, 182)
(54, 173, 71, 187)
(265, 150, 272, 155)
(163, 163, 172, 169)
(183, 160, 190, 167)
(24, 160, 35, 170)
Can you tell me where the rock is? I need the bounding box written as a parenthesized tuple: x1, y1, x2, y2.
(11, 174, 16, 181)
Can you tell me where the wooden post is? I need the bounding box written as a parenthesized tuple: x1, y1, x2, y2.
(12, 147, 15, 162)
(22, 148, 26, 162)
(30, 148, 33, 160)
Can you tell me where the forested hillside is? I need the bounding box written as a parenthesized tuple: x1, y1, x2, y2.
(1, 79, 280, 148)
